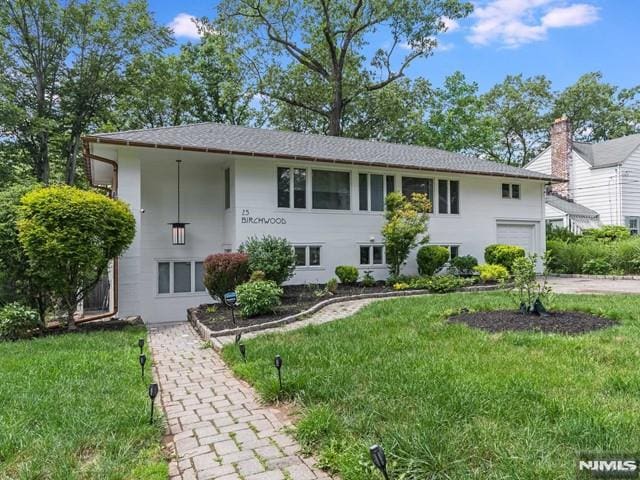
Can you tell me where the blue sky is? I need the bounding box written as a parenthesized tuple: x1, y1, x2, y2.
(151, 0, 639, 92)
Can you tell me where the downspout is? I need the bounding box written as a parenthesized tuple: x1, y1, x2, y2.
(76, 142, 120, 324)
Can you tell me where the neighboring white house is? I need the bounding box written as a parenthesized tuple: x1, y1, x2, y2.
(527, 117, 640, 233)
(82, 123, 557, 323)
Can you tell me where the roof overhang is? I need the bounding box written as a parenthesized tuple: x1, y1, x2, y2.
(82, 135, 564, 185)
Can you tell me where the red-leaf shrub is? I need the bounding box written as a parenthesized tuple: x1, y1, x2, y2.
(203, 253, 250, 301)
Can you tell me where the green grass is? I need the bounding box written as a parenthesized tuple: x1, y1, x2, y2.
(222, 292, 640, 480)
(0, 326, 167, 480)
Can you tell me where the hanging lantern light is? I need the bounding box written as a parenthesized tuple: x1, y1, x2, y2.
(169, 160, 189, 245)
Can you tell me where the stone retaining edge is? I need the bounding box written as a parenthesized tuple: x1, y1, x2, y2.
(189, 284, 504, 351)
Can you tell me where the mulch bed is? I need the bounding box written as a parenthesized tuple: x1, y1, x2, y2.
(193, 283, 392, 332)
(448, 310, 617, 334)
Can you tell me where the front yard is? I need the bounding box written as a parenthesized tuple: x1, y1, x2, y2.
(223, 292, 640, 479)
(0, 326, 166, 479)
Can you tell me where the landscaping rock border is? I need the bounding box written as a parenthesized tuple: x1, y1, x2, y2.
(189, 284, 504, 349)
(548, 274, 640, 280)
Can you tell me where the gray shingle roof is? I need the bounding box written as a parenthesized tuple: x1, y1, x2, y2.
(573, 133, 640, 168)
(546, 194, 599, 217)
(84, 122, 558, 181)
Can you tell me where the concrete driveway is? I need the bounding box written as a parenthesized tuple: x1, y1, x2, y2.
(546, 276, 640, 294)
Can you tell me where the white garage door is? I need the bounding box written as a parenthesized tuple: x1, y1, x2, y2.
(496, 223, 535, 252)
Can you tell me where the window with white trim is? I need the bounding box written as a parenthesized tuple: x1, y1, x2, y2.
(157, 260, 206, 295)
(626, 217, 639, 235)
(360, 245, 385, 265)
(438, 179, 460, 214)
(277, 167, 307, 208)
(312, 170, 350, 210)
(502, 183, 521, 199)
(294, 245, 321, 267)
(402, 176, 434, 212)
(359, 174, 395, 211)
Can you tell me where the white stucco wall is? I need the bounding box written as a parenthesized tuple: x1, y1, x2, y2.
(97, 145, 546, 323)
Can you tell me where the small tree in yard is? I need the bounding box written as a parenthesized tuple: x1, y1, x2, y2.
(17, 186, 135, 330)
(511, 253, 553, 314)
(382, 192, 430, 277)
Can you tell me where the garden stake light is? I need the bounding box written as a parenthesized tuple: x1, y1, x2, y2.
(139, 354, 147, 379)
(148, 383, 159, 425)
(224, 291, 238, 327)
(138, 338, 144, 354)
(239, 343, 246, 362)
(274, 355, 283, 391)
(370, 444, 390, 480)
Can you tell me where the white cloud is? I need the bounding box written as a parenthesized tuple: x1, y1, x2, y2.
(541, 4, 599, 28)
(467, 1, 599, 47)
(168, 13, 201, 40)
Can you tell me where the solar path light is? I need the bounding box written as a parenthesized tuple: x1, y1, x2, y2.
(138, 338, 144, 354)
(224, 291, 238, 327)
(139, 354, 147, 379)
(274, 355, 283, 391)
(370, 444, 390, 479)
(148, 383, 159, 425)
(239, 343, 246, 362)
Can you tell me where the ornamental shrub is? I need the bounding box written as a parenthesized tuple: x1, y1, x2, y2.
(416, 245, 449, 276)
(613, 239, 640, 274)
(450, 255, 478, 275)
(0, 302, 41, 340)
(326, 278, 338, 294)
(236, 280, 282, 317)
(18, 186, 135, 329)
(361, 270, 375, 287)
(335, 266, 358, 284)
(391, 275, 473, 292)
(239, 235, 296, 285)
(582, 258, 613, 275)
(474, 264, 509, 283)
(484, 244, 525, 271)
(583, 225, 631, 242)
(382, 192, 430, 276)
(249, 270, 266, 282)
(203, 253, 250, 301)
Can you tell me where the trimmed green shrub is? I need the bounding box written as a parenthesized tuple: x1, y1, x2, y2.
(239, 235, 296, 285)
(335, 266, 358, 284)
(450, 255, 478, 275)
(583, 225, 631, 242)
(0, 302, 40, 340)
(18, 186, 135, 329)
(474, 264, 509, 283)
(236, 280, 282, 317)
(416, 245, 449, 276)
(203, 253, 250, 301)
(484, 244, 525, 271)
(392, 275, 474, 292)
(362, 270, 375, 287)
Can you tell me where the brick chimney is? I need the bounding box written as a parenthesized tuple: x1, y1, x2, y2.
(550, 116, 572, 198)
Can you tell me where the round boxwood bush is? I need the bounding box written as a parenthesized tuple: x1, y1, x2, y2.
(416, 245, 449, 276)
(239, 235, 296, 285)
(335, 265, 358, 284)
(450, 255, 478, 275)
(0, 302, 40, 340)
(236, 280, 283, 317)
(484, 244, 525, 271)
(203, 253, 250, 301)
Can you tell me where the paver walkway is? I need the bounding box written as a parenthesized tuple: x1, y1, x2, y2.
(149, 323, 333, 480)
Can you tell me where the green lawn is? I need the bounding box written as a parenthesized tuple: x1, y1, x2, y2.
(0, 326, 167, 480)
(222, 292, 640, 480)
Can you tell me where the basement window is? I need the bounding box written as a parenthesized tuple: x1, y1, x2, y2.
(294, 246, 321, 267)
(360, 245, 385, 265)
(157, 260, 206, 295)
(626, 217, 639, 235)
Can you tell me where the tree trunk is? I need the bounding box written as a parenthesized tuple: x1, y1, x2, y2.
(35, 132, 50, 184)
(328, 79, 343, 136)
(65, 134, 81, 185)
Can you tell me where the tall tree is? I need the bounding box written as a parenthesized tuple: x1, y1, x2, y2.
(60, 0, 171, 184)
(214, 0, 472, 136)
(553, 72, 640, 142)
(478, 74, 553, 166)
(0, 0, 73, 183)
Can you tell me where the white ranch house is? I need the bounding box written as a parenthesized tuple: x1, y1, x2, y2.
(83, 123, 558, 323)
(527, 117, 640, 234)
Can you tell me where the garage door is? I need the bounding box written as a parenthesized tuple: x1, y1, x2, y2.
(496, 223, 535, 252)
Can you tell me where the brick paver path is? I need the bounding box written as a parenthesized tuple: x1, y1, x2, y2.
(149, 322, 333, 480)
